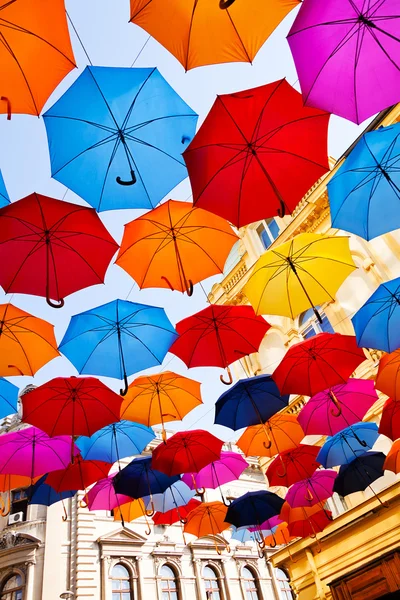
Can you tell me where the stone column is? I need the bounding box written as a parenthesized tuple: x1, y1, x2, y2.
(24, 560, 35, 600)
(221, 559, 232, 600)
(266, 560, 281, 600)
(235, 559, 246, 600)
(136, 556, 144, 600)
(193, 558, 206, 600)
(305, 549, 326, 600)
(100, 555, 111, 600)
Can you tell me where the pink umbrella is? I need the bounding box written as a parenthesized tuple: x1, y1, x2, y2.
(298, 379, 378, 436)
(84, 475, 131, 512)
(248, 515, 283, 532)
(285, 470, 337, 509)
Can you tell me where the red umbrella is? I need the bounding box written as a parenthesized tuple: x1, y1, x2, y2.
(45, 456, 112, 493)
(184, 79, 329, 227)
(0, 193, 118, 307)
(266, 445, 321, 487)
(272, 333, 366, 397)
(379, 398, 400, 441)
(153, 498, 202, 526)
(169, 305, 270, 384)
(287, 509, 332, 539)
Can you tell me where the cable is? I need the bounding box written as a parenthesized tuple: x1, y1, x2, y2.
(130, 35, 151, 67)
(66, 11, 93, 66)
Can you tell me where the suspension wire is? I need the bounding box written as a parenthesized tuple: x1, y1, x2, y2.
(66, 11, 93, 66)
(130, 35, 151, 67)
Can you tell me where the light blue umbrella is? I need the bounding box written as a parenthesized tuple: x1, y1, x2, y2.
(0, 378, 19, 419)
(317, 423, 379, 468)
(144, 480, 195, 514)
(0, 171, 10, 208)
(230, 526, 257, 544)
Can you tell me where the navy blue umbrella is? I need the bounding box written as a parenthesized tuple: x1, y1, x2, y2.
(317, 423, 379, 468)
(225, 491, 284, 530)
(333, 451, 386, 497)
(28, 475, 76, 520)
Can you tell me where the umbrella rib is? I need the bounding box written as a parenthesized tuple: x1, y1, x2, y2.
(225, 10, 252, 62)
(43, 114, 116, 135)
(97, 135, 123, 212)
(50, 133, 119, 178)
(183, 1, 198, 71)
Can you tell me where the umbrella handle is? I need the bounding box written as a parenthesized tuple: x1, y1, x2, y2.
(186, 280, 194, 297)
(145, 499, 155, 517)
(116, 170, 136, 186)
(180, 516, 188, 524)
(62, 501, 68, 522)
(219, 0, 236, 8)
(79, 498, 88, 509)
(353, 430, 368, 447)
(277, 199, 286, 218)
(220, 366, 233, 386)
(1, 96, 11, 120)
(329, 391, 342, 417)
(276, 460, 287, 478)
(0, 493, 10, 517)
(305, 487, 314, 502)
(46, 296, 65, 309)
(120, 372, 129, 396)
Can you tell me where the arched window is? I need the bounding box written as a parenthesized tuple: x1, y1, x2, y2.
(0, 573, 24, 600)
(242, 567, 260, 600)
(203, 566, 221, 600)
(111, 564, 133, 600)
(160, 565, 178, 600)
(276, 569, 294, 600)
(299, 307, 334, 339)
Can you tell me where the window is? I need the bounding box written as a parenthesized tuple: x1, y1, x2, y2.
(10, 489, 28, 521)
(204, 566, 221, 600)
(242, 567, 259, 600)
(160, 565, 178, 600)
(111, 564, 132, 600)
(0, 573, 24, 600)
(298, 307, 334, 339)
(276, 569, 294, 600)
(256, 219, 279, 250)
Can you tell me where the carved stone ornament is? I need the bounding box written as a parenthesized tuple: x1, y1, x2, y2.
(0, 533, 32, 551)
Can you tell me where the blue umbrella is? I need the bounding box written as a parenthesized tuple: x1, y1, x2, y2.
(43, 66, 198, 212)
(328, 122, 400, 240)
(317, 423, 379, 468)
(333, 451, 386, 497)
(230, 526, 257, 544)
(28, 475, 76, 520)
(0, 378, 18, 419)
(225, 491, 284, 529)
(0, 171, 10, 208)
(214, 375, 289, 430)
(352, 278, 400, 353)
(144, 480, 195, 514)
(59, 299, 178, 395)
(76, 421, 155, 463)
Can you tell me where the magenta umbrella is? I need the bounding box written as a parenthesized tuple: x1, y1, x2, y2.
(248, 515, 283, 532)
(285, 470, 337, 509)
(84, 475, 131, 511)
(288, 0, 400, 124)
(298, 379, 378, 437)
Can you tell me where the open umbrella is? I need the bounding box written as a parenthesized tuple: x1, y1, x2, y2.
(0, 474, 40, 517)
(248, 515, 283, 533)
(266, 445, 321, 487)
(376, 348, 400, 400)
(379, 399, 400, 441)
(85, 475, 132, 512)
(317, 423, 380, 468)
(113, 499, 146, 523)
(153, 498, 201, 527)
(169, 305, 270, 384)
(384, 440, 400, 474)
(144, 480, 195, 516)
(27, 475, 76, 521)
(184, 79, 329, 228)
(244, 233, 356, 321)
(116, 200, 238, 295)
(263, 523, 295, 548)
(45, 456, 112, 493)
(43, 66, 197, 212)
(184, 501, 230, 553)
(335, 452, 386, 495)
(288, 509, 331, 540)
(230, 527, 257, 544)
(288, 0, 400, 124)
(272, 333, 366, 397)
(285, 470, 337, 508)
(0, 378, 19, 419)
(237, 414, 304, 459)
(0, 194, 118, 307)
(0, 171, 10, 208)
(59, 299, 177, 395)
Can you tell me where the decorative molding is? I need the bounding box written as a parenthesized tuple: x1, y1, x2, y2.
(0, 532, 38, 551)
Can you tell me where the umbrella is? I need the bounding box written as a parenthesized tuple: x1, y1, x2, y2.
(0, 378, 19, 419)
(237, 414, 304, 459)
(225, 491, 285, 546)
(379, 399, 400, 441)
(272, 333, 366, 397)
(230, 527, 257, 544)
(0, 474, 40, 517)
(0, 171, 10, 208)
(169, 305, 270, 385)
(184, 79, 329, 228)
(130, 0, 299, 70)
(0, 0, 75, 116)
(285, 470, 337, 508)
(45, 456, 112, 493)
(376, 348, 400, 400)
(266, 445, 321, 487)
(352, 277, 400, 353)
(153, 498, 201, 527)
(120, 371, 202, 442)
(0, 194, 118, 307)
(288, 509, 331, 540)
(244, 233, 355, 321)
(144, 480, 195, 516)
(85, 475, 131, 512)
(248, 516, 283, 533)
(263, 523, 295, 547)
(287, 0, 400, 124)
(214, 375, 289, 431)
(116, 200, 238, 295)
(298, 379, 378, 436)
(76, 421, 155, 465)
(184, 501, 230, 553)
(58, 299, 177, 395)
(328, 123, 400, 241)
(335, 452, 387, 495)
(113, 499, 146, 523)
(43, 66, 197, 212)
(316, 423, 380, 468)
(27, 475, 76, 521)
(384, 440, 400, 474)
(0, 303, 59, 377)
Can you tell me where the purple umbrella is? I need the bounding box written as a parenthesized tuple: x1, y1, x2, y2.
(298, 379, 378, 436)
(288, 0, 400, 124)
(248, 515, 283, 532)
(285, 470, 337, 509)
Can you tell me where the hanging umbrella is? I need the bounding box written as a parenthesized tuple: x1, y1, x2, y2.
(263, 523, 295, 547)
(379, 399, 400, 441)
(45, 456, 112, 493)
(266, 445, 321, 487)
(120, 371, 202, 442)
(27, 475, 76, 521)
(0, 0, 75, 116)
(0, 194, 118, 307)
(0, 474, 40, 517)
(316, 423, 380, 468)
(376, 348, 400, 400)
(184, 501, 230, 553)
(0, 378, 19, 419)
(230, 527, 257, 544)
(248, 516, 283, 533)
(0, 171, 10, 208)
(384, 440, 400, 474)
(244, 233, 356, 321)
(43, 66, 197, 212)
(214, 375, 289, 430)
(237, 414, 304, 459)
(85, 475, 132, 512)
(287, 0, 400, 124)
(0, 303, 59, 377)
(281, 501, 331, 526)
(153, 498, 201, 527)
(184, 79, 329, 228)
(272, 333, 366, 397)
(113, 498, 146, 522)
(298, 379, 378, 436)
(335, 452, 387, 495)
(285, 470, 337, 508)
(169, 305, 270, 385)
(58, 299, 177, 395)
(288, 510, 331, 539)
(225, 491, 285, 539)
(116, 200, 238, 295)
(130, 0, 299, 70)
(352, 278, 400, 353)
(144, 480, 195, 515)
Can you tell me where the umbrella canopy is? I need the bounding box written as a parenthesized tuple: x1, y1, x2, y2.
(43, 66, 197, 212)
(28, 475, 76, 507)
(266, 445, 321, 487)
(248, 515, 283, 533)
(85, 476, 132, 511)
(0, 474, 34, 493)
(376, 349, 400, 400)
(184, 501, 230, 538)
(58, 299, 177, 395)
(113, 499, 146, 523)
(0, 378, 19, 419)
(0, 171, 10, 208)
(169, 305, 270, 384)
(184, 79, 329, 228)
(153, 498, 201, 527)
(130, 0, 299, 70)
(76, 421, 155, 464)
(244, 233, 355, 320)
(113, 457, 180, 500)
(237, 414, 304, 458)
(288, 0, 400, 124)
(230, 527, 257, 544)
(151, 430, 224, 477)
(352, 278, 400, 353)
(0, 194, 118, 307)
(116, 200, 238, 294)
(263, 523, 295, 547)
(317, 423, 380, 468)
(272, 333, 366, 397)
(298, 379, 378, 436)
(334, 452, 386, 495)
(181, 452, 248, 490)
(0, 0, 75, 116)
(0, 303, 59, 377)
(288, 509, 331, 539)
(280, 501, 329, 524)
(145, 480, 195, 514)
(379, 399, 400, 441)
(225, 491, 284, 528)
(384, 440, 400, 474)
(285, 470, 337, 508)
(214, 375, 289, 431)
(45, 456, 112, 493)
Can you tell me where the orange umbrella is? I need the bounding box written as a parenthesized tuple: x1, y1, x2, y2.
(237, 414, 305, 458)
(263, 522, 296, 547)
(383, 439, 400, 474)
(120, 371, 202, 442)
(0, 474, 40, 516)
(116, 200, 238, 295)
(376, 349, 400, 400)
(280, 501, 328, 524)
(0, 0, 76, 116)
(130, 0, 300, 70)
(0, 304, 59, 376)
(184, 501, 230, 553)
(113, 499, 151, 532)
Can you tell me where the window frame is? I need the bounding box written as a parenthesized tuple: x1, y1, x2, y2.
(276, 568, 294, 600)
(256, 219, 279, 250)
(203, 565, 221, 600)
(160, 564, 179, 600)
(0, 571, 25, 600)
(298, 308, 334, 340)
(110, 563, 133, 600)
(242, 566, 260, 600)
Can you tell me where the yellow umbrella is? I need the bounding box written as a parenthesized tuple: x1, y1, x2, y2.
(244, 233, 355, 321)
